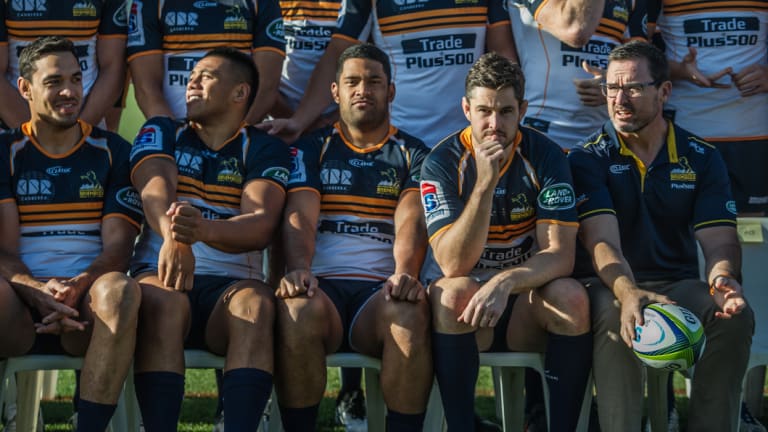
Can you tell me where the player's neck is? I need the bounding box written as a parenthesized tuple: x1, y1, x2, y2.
(29, 118, 83, 155)
(338, 120, 391, 150)
(619, 116, 668, 166)
(192, 117, 244, 151)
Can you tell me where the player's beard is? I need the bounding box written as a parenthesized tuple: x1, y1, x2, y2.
(346, 104, 387, 133)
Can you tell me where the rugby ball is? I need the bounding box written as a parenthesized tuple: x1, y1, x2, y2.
(632, 303, 706, 370)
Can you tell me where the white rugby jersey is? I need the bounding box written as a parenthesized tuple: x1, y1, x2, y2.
(657, 0, 768, 140)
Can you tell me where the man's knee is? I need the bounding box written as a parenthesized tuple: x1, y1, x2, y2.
(381, 297, 431, 344)
(226, 283, 275, 325)
(276, 295, 327, 337)
(89, 272, 141, 324)
(539, 278, 591, 333)
(138, 282, 190, 337)
(585, 281, 621, 333)
(0, 279, 35, 356)
(428, 277, 479, 331)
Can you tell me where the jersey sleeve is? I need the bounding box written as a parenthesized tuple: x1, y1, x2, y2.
(129, 117, 177, 180)
(252, 0, 286, 54)
(104, 136, 143, 228)
(692, 146, 737, 230)
(489, 0, 510, 25)
(100, 0, 130, 37)
(404, 139, 429, 192)
(627, 0, 649, 40)
(245, 130, 291, 190)
(126, 0, 162, 60)
(420, 150, 464, 240)
(0, 2, 7, 44)
(568, 141, 616, 221)
(286, 131, 324, 193)
(332, 0, 373, 42)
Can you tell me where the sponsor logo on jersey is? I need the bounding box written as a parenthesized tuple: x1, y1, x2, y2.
(477, 236, 535, 269)
(318, 220, 394, 243)
(684, 17, 760, 48)
(421, 180, 450, 224)
(127, 1, 145, 47)
(217, 157, 243, 184)
(560, 40, 615, 69)
(509, 193, 534, 222)
(130, 125, 163, 159)
(16, 172, 54, 202)
(609, 164, 631, 174)
(73, 1, 97, 17)
(193, 1, 219, 8)
(321, 167, 353, 191)
(726, 200, 738, 215)
(376, 168, 401, 196)
(262, 167, 290, 186)
(116, 186, 143, 214)
(11, 0, 47, 16)
(165, 11, 199, 31)
(349, 158, 374, 168)
(538, 183, 575, 210)
(46, 166, 72, 176)
(393, 0, 428, 11)
(688, 141, 705, 154)
(79, 170, 105, 198)
(176, 150, 203, 176)
(402, 35, 477, 69)
(669, 157, 696, 182)
(611, 4, 628, 21)
(267, 18, 286, 43)
(288, 147, 307, 184)
(113, 1, 129, 27)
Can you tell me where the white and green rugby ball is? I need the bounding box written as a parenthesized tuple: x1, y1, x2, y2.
(632, 303, 706, 370)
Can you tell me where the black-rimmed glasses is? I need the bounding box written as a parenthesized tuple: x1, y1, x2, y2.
(600, 80, 661, 98)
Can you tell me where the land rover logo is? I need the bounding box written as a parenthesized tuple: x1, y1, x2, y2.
(538, 183, 575, 210)
(267, 19, 285, 43)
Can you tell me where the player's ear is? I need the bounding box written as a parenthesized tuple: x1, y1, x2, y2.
(518, 99, 528, 122)
(233, 83, 249, 103)
(17, 77, 32, 101)
(462, 96, 471, 120)
(388, 82, 395, 103)
(331, 81, 340, 104)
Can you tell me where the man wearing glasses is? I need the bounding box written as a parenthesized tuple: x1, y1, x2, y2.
(568, 40, 754, 431)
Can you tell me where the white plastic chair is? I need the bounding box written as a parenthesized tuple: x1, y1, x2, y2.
(0, 355, 131, 432)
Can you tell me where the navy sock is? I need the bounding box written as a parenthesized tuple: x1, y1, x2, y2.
(279, 405, 319, 432)
(433, 332, 478, 432)
(215, 369, 225, 417)
(75, 399, 116, 432)
(134, 371, 185, 432)
(222, 368, 273, 431)
(339, 367, 363, 395)
(73, 369, 81, 412)
(386, 409, 425, 432)
(525, 367, 545, 413)
(545, 332, 593, 432)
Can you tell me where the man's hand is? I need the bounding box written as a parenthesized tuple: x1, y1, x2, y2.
(617, 288, 674, 347)
(710, 275, 747, 319)
(730, 63, 768, 97)
(573, 61, 606, 107)
(167, 201, 207, 245)
(679, 47, 732, 88)
(158, 238, 195, 292)
(48, 277, 88, 308)
(277, 268, 318, 298)
(383, 273, 424, 302)
(473, 137, 505, 191)
(458, 280, 509, 328)
(32, 286, 86, 335)
(254, 118, 304, 145)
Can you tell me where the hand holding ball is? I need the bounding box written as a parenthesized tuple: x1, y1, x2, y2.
(632, 303, 706, 370)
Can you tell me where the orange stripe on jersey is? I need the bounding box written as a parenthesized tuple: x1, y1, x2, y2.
(380, 15, 487, 32)
(706, 135, 768, 142)
(9, 29, 96, 38)
(596, 22, 625, 41)
(382, 22, 489, 35)
(321, 209, 394, 220)
(18, 202, 103, 213)
(21, 211, 102, 222)
(663, 0, 767, 14)
(104, 213, 142, 230)
(165, 42, 253, 51)
(280, 1, 341, 11)
(322, 194, 397, 209)
(7, 20, 99, 29)
(378, 7, 488, 24)
(535, 219, 579, 228)
(165, 34, 253, 42)
(176, 192, 240, 209)
(179, 176, 243, 196)
(321, 202, 395, 216)
(177, 187, 241, 206)
(0, 198, 14, 204)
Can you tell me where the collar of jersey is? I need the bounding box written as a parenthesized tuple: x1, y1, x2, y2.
(187, 121, 248, 151)
(22, 119, 91, 159)
(459, 126, 522, 176)
(333, 121, 398, 153)
(616, 120, 677, 177)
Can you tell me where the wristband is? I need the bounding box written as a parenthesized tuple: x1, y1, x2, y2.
(709, 274, 733, 296)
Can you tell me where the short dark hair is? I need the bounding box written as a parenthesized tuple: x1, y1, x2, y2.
(465, 52, 525, 105)
(608, 40, 670, 84)
(201, 47, 259, 107)
(19, 36, 78, 81)
(336, 43, 392, 83)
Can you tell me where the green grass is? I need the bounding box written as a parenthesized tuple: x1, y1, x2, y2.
(22, 368, 768, 431)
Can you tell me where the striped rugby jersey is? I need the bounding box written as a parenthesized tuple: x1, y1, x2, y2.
(0, 120, 142, 278)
